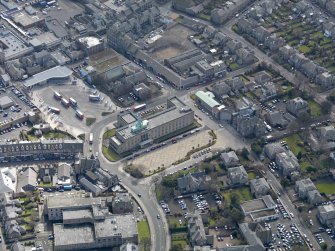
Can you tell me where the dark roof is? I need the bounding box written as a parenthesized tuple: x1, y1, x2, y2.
(85, 170, 99, 181)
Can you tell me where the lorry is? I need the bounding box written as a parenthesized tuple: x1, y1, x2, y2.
(69, 97, 77, 107)
(61, 98, 69, 108)
(89, 133, 93, 144)
(133, 103, 146, 112)
(75, 110, 84, 120)
(89, 95, 101, 102)
(48, 106, 60, 114)
(54, 91, 62, 100)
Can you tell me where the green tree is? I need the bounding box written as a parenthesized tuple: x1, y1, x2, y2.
(251, 143, 262, 155)
(320, 242, 327, 250)
(241, 147, 250, 159)
(162, 176, 178, 187)
(327, 93, 335, 103)
(306, 165, 317, 173)
(230, 207, 244, 223)
(171, 243, 183, 251)
(297, 151, 302, 160)
(321, 100, 332, 114)
(280, 178, 290, 188)
(230, 193, 240, 208)
(129, 168, 144, 178)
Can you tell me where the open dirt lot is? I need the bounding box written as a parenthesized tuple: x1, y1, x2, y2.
(130, 130, 212, 175)
(152, 47, 183, 61)
(90, 48, 128, 73)
(149, 24, 196, 61)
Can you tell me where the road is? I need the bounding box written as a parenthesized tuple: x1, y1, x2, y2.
(85, 61, 255, 251)
(89, 114, 169, 251)
(21, 5, 322, 250)
(266, 170, 320, 249)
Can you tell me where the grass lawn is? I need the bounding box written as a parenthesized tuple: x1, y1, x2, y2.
(247, 172, 256, 180)
(155, 187, 163, 201)
(22, 209, 32, 217)
(23, 216, 32, 223)
(24, 224, 33, 231)
(311, 31, 323, 39)
(168, 216, 186, 230)
(19, 197, 30, 203)
(101, 112, 113, 116)
(78, 133, 85, 140)
(239, 75, 250, 83)
(298, 45, 311, 54)
(39, 182, 52, 188)
(299, 158, 311, 170)
(86, 117, 96, 126)
(320, 157, 333, 170)
(138, 220, 150, 246)
(229, 63, 239, 70)
(308, 100, 322, 117)
(283, 134, 305, 156)
(199, 13, 211, 21)
(25, 132, 38, 141)
(245, 92, 256, 101)
(222, 187, 252, 204)
(103, 128, 116, 140)
(102, 146, 120, 162)
(327, 66, 335, 74)
(43, 131, 71, 139)
(209, 218, 217, 227)
(316, 182, 335, 195)
(171, 239, 188, 250)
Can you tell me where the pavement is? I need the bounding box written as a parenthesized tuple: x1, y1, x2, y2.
(265, 169, 320, 249)
(7, 5, 323, 250)
(90, 115, 169, 251)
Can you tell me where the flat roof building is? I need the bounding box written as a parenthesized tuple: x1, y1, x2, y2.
(30, 32, 61, 48)
(50, 195, 138, 250)
(46, 195, 102, 221)
(54, 214, 138, 251)
(0, 26, 33, 62)
(24, 66, 72, 88)
(45, 18, 69, 39)
(0, 95, 14, 110)
(12, 12, 45, 28)
(241, 195, 279, 223)
(78, 36, 104, 55)
(110, 97, 194, 154)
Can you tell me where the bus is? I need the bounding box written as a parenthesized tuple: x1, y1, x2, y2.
(89, 95, 101, 102)
(89, 133, 93, 144)
(54, 91, 62, 100)
(61, 98, 69, 108)
(133, 103, 146, 112)
(75, 110, 84, 120)
(48, 106, 60, 114)
(69, 97, 77, 107)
